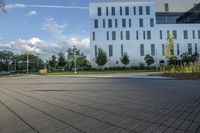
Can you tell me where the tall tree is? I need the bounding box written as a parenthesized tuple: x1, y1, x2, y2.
(95, 48, 107, 68)
(58, 52, 66, 68)
(144, 54, 155, 66)
(49, 55, 57, 69)
(121, 52, 129, 66)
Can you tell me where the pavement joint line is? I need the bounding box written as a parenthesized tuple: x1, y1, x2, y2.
(0, 90, 87, 133)
(0, 100, 39, 133)
(4, 89, 132, 132)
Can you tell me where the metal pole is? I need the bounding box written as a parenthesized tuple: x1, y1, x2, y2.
(156, 48, 158, 71)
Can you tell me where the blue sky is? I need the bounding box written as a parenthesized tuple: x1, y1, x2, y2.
(0, 0, 96, 57)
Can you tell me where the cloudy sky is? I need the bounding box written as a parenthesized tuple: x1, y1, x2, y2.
(0, 0, 97, 58)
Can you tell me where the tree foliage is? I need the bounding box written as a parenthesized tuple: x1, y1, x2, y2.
(181, 52, 199, 64)
(49, 55, 57, 69)
(58, 52, 66, 68)
(95, 48, 107, 67)
(165, 32, 175, 60)
(0, 0, 6, 13)
(144, 54, 155, 66)
(121, 52, 129, 66)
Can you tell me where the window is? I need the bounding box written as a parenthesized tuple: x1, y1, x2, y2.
(112, 31, 116, 40)
(146, 6, 150, 15)
(150, 18, 154, 27)
(115, 19, 118, 28)
(111, 7, 115, 16)
(139, 18, 143, 27)
(136, 31, 139, 40)
(147, 31, 151, 40)
(188, 43, 192, 54)
(160, 30, 163, 39)
(133, 7, 136, 15)
(177, 43, 180, 56)
(193, 30, 195, 39)
(140, 44, 144, 56)
(92, 32, 95, 41)
(103, 19, 105, 28)
(198, 30, 200, 39)
(97, 7, 101, 16)
(151, 44, 155, 56)
(108, 19, 112, 28)
(195, 43, 198, 53)
(143, 31, 146, 40)
(173, 30, 177, 39)
(122, 19, 126, 28)
(125, 6, 129, 15)
(126, 31, 130, 40)
(109, 45, 113, 57)
(106, 7, 109, 16)
(162, 44, 165, 56)
(184, 30, 188, 39)
(129, 19, 131, 27)
(94, 19, 98, 28)
(94, 45, 97, 57)
(120, 7, 122, 15)
(139, 6, 143, 15)
(107, 31, 109, 40)
(121, 45, 124, 57)
(164, 3, 169, 12)
(120, 31, 123, 40)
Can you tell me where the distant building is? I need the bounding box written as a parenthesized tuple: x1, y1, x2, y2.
(90, 0, 200, 67)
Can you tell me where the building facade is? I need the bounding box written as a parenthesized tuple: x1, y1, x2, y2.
(90, 0, 200, 67)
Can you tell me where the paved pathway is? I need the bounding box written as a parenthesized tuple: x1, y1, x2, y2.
(0, 76, 200, 133)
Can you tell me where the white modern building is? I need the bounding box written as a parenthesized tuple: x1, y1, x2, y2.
(90, 0, 200, 67)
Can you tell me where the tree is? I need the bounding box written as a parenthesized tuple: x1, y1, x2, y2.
(0, 0, 6, 13)
(120, 52, 129, 66)
(49, 55, 57, 70)
(181, 52, 200, 64)
(57, 52, 66, 68)
(95, 48, 107, 68)
(144, 54, 155, 66)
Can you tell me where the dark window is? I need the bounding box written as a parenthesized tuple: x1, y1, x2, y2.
(143, 31, 146, 40)
(177, 43, 180, 55)
(193, 30, 195, 39)
(112, 31, 116, 40)
(140, 44, 144, 56)
(107, 31, 109, 40)
(115, 19, 118, 28)
(195, 43, 198, 53)
(111, 7, 115, 16)
(184, 30, 188, 39)
(97, 7, 101, 16)
(94, 19, 98, 28)
(162, 44, 165, 56)
(198, 30, 200, 39)
(108, 19, 112, 28)
(133, 7, 136, 15)
(151, 44, 155, 56)
(146, 6, 150, 15)
(150, 18, 154, 27)
(122, 19, 126, 28)
(164, 3, 169, 12)
(136, 31, 139, 40)
(103, 19, 105, 28)
(126, 31, 130, 40)
(106, 7, 109, 16)
(120, 7, 122, 15)
(121, 45, 124, 57)
(92, 32, 95, 41)
(147, 31, 151, 40)
(173, 30, 177, 39)
(109, 45, 113, 57)
(188, 43, 192, 54)
(160, 30, 162, 39)
(95, 45, 97, 57)
(129, 19, 131, 27)
(139, 18, 143, 27)
(139, 6, 143, 15)
(120, 31, 123, 40)
(125, 6, 129, 15)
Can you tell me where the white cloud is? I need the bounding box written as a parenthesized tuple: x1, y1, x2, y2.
(26, 10, 37, 17)
(5, 3, 88, 10)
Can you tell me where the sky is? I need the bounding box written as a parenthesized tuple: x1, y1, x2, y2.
(0, 0, 98, 58)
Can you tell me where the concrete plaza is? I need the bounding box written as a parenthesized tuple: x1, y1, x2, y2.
(0, 75, 200, 133)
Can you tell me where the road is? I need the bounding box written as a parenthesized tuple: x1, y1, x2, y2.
(0, 75, 200, 133)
